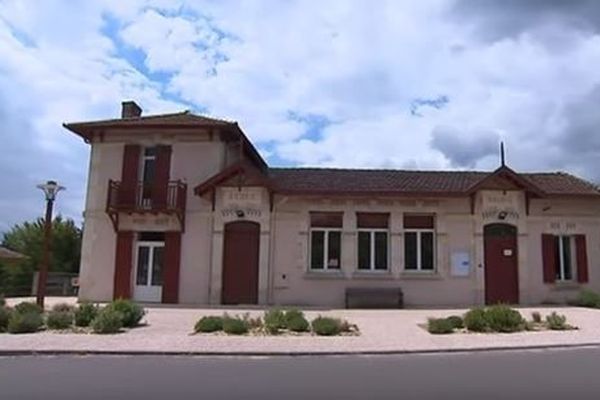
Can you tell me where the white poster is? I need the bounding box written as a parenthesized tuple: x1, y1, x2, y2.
(451, 251, 471, 277)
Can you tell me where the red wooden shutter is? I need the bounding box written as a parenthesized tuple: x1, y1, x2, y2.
(120, 145, 140, 207)
(575, 234, 589, 283)
(162, 232, 181, 304)
(153, 145, 172, 210)
(541, 234, 556, 284)
(113, 231, 133, 299)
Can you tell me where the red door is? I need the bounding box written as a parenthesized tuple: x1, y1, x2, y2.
(484, 224, 519, 305)
(222, 221, 260, 305)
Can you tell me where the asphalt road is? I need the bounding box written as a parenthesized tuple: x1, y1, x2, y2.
(2, 347, 600, 399)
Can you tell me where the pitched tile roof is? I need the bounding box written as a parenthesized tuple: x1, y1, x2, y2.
(64, 111, 235, 129)
(268, 168, 600, 197)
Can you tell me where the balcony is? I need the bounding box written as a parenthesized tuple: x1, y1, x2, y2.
(106, 180, 187, 231)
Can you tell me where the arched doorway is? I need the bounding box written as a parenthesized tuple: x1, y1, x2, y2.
(484, 223, 519, 304)
(222, 221, 260, 305)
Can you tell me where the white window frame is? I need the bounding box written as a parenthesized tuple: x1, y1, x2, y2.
(357, 228, 389, 271)
(556, 235, 576, 282)
(309, 228, 342, 271)
(134, 241, 165, 287)
(404, 229, 436, 272)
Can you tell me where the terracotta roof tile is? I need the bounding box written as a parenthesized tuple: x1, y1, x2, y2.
(64, 111, 235, 129)
(269, 168, 600, 196)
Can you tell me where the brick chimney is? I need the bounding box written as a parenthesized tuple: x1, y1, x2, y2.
(121, 101, 142, 118)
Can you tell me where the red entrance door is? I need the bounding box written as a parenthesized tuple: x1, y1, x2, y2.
(484, 224, 519, 305)
(222, 221, 260, 305)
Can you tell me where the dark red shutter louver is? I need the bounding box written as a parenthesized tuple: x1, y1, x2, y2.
(113, 231, 133, 299)
(120, 144, 140, 208)
(541, 234, 556, 284)
(575, 234, 589, 283)
(153, 145, 172, 210)
(162, 232, 181, 304)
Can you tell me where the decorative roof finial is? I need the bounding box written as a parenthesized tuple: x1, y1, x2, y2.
(500, 141, 506, 167)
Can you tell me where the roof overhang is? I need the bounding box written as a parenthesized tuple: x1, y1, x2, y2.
(466, 166, 546, 197)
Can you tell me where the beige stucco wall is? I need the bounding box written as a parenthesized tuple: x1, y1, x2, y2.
(78, 130, 600, 307)
(78, 130, 228, 303)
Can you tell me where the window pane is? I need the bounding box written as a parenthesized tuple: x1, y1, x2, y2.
(562, 236, 572, 280)
(375, 232, 388, 270)
(310, 231, 324, 270)
(404, 232, 417, 270)
(327, 231, 341, 269)
(358, 232, 371, 270)
(421, 232, 434, 270)
(151, 247, 164, 286)
(143, 159, 155, 183)
(136, 246, 149, 285)
(554, 236, 562, 280)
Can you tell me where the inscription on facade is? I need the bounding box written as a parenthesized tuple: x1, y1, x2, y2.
(222, 188, 263, 208)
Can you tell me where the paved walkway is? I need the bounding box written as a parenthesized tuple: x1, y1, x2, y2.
(2, 297, 600, 355)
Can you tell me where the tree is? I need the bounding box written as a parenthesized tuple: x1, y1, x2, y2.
(0, 216, 82, 296)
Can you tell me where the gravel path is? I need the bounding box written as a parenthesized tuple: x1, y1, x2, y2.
(2, 297, 600, 354)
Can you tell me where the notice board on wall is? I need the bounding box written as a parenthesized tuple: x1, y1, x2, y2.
(451, 251, 471, 277)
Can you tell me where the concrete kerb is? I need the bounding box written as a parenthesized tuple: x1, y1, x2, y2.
(2, 343, 600, 358)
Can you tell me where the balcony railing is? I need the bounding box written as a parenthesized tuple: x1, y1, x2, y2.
(106, 180, 187, 230)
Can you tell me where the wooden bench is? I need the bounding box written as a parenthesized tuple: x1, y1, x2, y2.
(345, 287, 404, 309)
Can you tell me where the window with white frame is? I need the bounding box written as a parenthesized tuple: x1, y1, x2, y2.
(554, 235, 576, 281)
(403, 214, 435, 271)
(309, 212, 342, 271)
(357, 213, 389, 271)
(140, 147, 157, 208)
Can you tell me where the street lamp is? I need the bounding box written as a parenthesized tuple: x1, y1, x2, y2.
(36, 180, 65, 308)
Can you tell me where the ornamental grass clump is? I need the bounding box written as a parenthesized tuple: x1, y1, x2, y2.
(546, 312, 570, 331)
(263, 309, 286, 334)
(91, 307, 123, 334)
(0, 306, 12, 332)
(46, 309, 73, 330)
(74, 302, 99, 327)
(311, 316, 342, 336)
(446, 315, 464, 330)
(7, 312, 44, 334)
(463, 307, 489, 332)
(285, 310, 309, 333)
(575, 290, 600, 309)
(484, 305, 525, 333)
(14, 301, 43, 315)
(194, 316, 224, 333)
(427, 317, 455, 334)
(107, 299, 145, 328)
(222, 315, 249, 335)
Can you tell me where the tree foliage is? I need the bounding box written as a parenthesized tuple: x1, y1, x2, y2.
(0, 216, 82, 295)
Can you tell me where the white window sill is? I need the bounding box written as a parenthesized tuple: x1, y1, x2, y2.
(400, 271, 442, 280)
(304, 270, 345, 280)
(551, 281, 581, 291)
(352, 270, 393, 280)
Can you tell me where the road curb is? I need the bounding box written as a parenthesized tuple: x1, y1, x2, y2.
(2, 342, 600, 357)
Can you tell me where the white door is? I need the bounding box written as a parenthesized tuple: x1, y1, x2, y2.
(133, 242, 164, 302)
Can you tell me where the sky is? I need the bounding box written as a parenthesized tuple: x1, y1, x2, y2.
(1, 0, 600, 233)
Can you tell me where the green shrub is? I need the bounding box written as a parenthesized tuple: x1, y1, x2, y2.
(0, 295, 5, 307)
(14, 302, 43, 315)
(464, 308, 489, 332)
(427, 318, 455, 334)
(52, 303, 75, 313)
(286, 314, 310, 332)
(546, 312, 569, 330)
(194, 316, 224, 333)
(264, 309, 286, 334)
(107, 299, 145, 328)
(485, 305, 524, 333)
(91, 308, 123, 334)
(222, 316, 249, 335)
(311, 316, 342, 336)
(46, 310, 73, 330)
(7, 312, 44, 334)
(74, 302, 99, 327)
(283, 309, 304, 324)
(531, 311, 542, 324)
(0, 307, 12, 332)
(446, 315, 464, 330)
(575, 290, 600, 309)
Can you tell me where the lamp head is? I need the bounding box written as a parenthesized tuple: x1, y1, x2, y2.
(37, 180, 65, 201)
